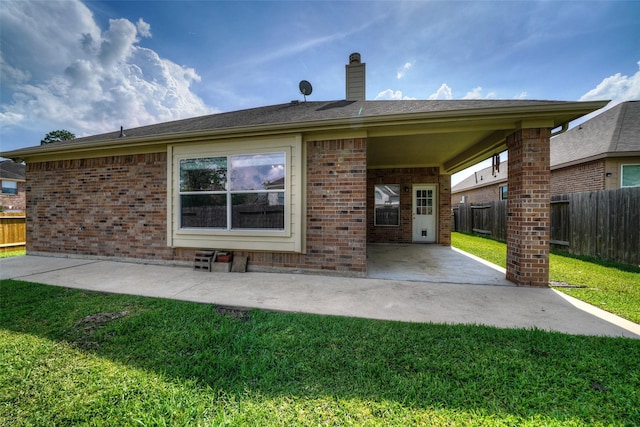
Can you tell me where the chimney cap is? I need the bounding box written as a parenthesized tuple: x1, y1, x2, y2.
(349, 52, 361, 64)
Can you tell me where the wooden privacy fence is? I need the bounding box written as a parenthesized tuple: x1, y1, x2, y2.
(452, 201, 506, 242)
(452, 187, 640, 266)
(0, 212, 26, 253)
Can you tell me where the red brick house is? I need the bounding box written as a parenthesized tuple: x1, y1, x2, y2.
(452, 100, 640, 203)
(1, 54, 607, 286)
(0, 160, 26, 212)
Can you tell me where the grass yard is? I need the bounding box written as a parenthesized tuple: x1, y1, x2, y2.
(0, 249, 25, 259)
(1, 280, 640, 426)
(452, 232, 640, 324)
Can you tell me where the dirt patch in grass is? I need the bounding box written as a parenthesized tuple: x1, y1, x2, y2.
(73, 311, 130, 349)
(214, 305, 251, 322)
(78, 311, 130, 326)
(550, 281, 587, 288)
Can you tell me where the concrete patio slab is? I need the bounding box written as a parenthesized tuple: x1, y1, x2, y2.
(367, 243, 510, 285)
(1, 254, 638, 339)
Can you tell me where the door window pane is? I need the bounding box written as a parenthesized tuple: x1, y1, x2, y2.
(415, 188, 433, 215)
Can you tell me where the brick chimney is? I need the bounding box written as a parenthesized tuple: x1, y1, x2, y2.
(345, 52, 365, 101)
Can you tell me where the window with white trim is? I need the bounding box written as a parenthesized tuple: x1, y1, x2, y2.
(179, 153, 286, 230)
(374, 184, 400, 226)
(1, 180, 18, 195)
(499, 185, 508, 200)
(621, 164, 640, 188)
(168, 135, 303, 253)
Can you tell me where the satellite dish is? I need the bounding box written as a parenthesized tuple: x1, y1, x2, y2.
(299, 80, 312, 101)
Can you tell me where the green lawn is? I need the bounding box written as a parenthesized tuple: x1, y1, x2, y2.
(2, 280, 640, 426)
(0, 249, 25, 259)
(452, 232, 640, 324)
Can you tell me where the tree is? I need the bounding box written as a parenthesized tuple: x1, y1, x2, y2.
(41, 130, 75, 145)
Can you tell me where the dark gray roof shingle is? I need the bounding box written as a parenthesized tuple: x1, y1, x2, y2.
(63, 99, 581, 145)
(452, 161, 508, 192)
(551, 100, 640, 167)
(453, 101, 640, 192)
(0, 160, 25, 180)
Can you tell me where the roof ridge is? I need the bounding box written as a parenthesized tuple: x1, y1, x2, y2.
(610, 101, 628, 152)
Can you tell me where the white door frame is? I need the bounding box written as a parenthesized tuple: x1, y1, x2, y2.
(412, 184, 437, 243)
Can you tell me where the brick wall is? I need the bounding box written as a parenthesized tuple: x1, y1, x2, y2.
(505, 128, 551, 287)
(551, 160, 605, 195)
(26, 153, 176, 261)
(0, 181, 26, 211)
(366, 167, 451, 245)
(438, 173, 452, 245)
(25, 141, 369, 275)
(238, 138, 368, 275)
(451, 183, 504, 205)
(28, 138, 491, 276)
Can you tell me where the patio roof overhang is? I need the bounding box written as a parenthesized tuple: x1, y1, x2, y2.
(363, 101, 609, 173)
(1, 100, 608, 173)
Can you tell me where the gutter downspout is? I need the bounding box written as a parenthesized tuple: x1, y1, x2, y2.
(551, 122, 569, 137)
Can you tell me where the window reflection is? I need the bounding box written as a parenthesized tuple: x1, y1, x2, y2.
(232, 193, 285, 229)
(181, 194, 227, 228)
(230, 153, 285, 191)
(180, 158, 227, 192)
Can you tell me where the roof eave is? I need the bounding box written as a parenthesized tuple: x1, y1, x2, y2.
(1, 100, 609, 162)
(552, 150, 640, 170)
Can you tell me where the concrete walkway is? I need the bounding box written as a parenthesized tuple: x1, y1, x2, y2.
(1, 254, 639, 339)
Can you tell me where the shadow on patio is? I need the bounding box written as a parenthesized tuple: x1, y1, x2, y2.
(366, 243, 512, 286)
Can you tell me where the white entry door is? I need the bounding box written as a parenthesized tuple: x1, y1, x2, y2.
(412, 185, 437, 243)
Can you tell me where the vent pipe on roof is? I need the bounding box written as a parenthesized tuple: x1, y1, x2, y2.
(346, 52, 366, 101)
(118, 126, 126, 138)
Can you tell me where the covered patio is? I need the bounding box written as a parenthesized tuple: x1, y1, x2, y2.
(364, 100, 609, 286)
(367, 244, 510, 285)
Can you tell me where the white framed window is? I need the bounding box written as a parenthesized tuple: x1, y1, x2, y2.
(168, 135, 304, 253)
(1, 180, 18, 195)
(621, 164, 640, 188)
(500, 185, 508, 200)
(179, 153, 285, 230)
(374, 184, 400, 226)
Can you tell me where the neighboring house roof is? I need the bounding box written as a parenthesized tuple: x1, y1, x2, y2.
(0, 160, 25, 181)
(452, 100, 640, 193)
(452, 160, 508, 193)
(1, 99, 608, 174)
(551, 100, 640, 168)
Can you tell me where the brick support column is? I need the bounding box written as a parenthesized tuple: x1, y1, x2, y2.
(505, 128, 551, 286)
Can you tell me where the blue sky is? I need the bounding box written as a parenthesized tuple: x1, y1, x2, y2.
(1, 0, 639, 183)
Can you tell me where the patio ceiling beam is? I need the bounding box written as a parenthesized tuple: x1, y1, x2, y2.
(443, 129, 513, 173)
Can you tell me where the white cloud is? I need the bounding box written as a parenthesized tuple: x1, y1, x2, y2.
(0, 111, 24, 126)
(0, 0, 213, 138)
(428, 83, 452, 100)
(375, 89, 416, 100)
(396, 61, 413, 79)
(462, 86, 496, 99)
(136, 18, 152, 38)
(513, 91, 528, 100)
(579, 60, 640, 102)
